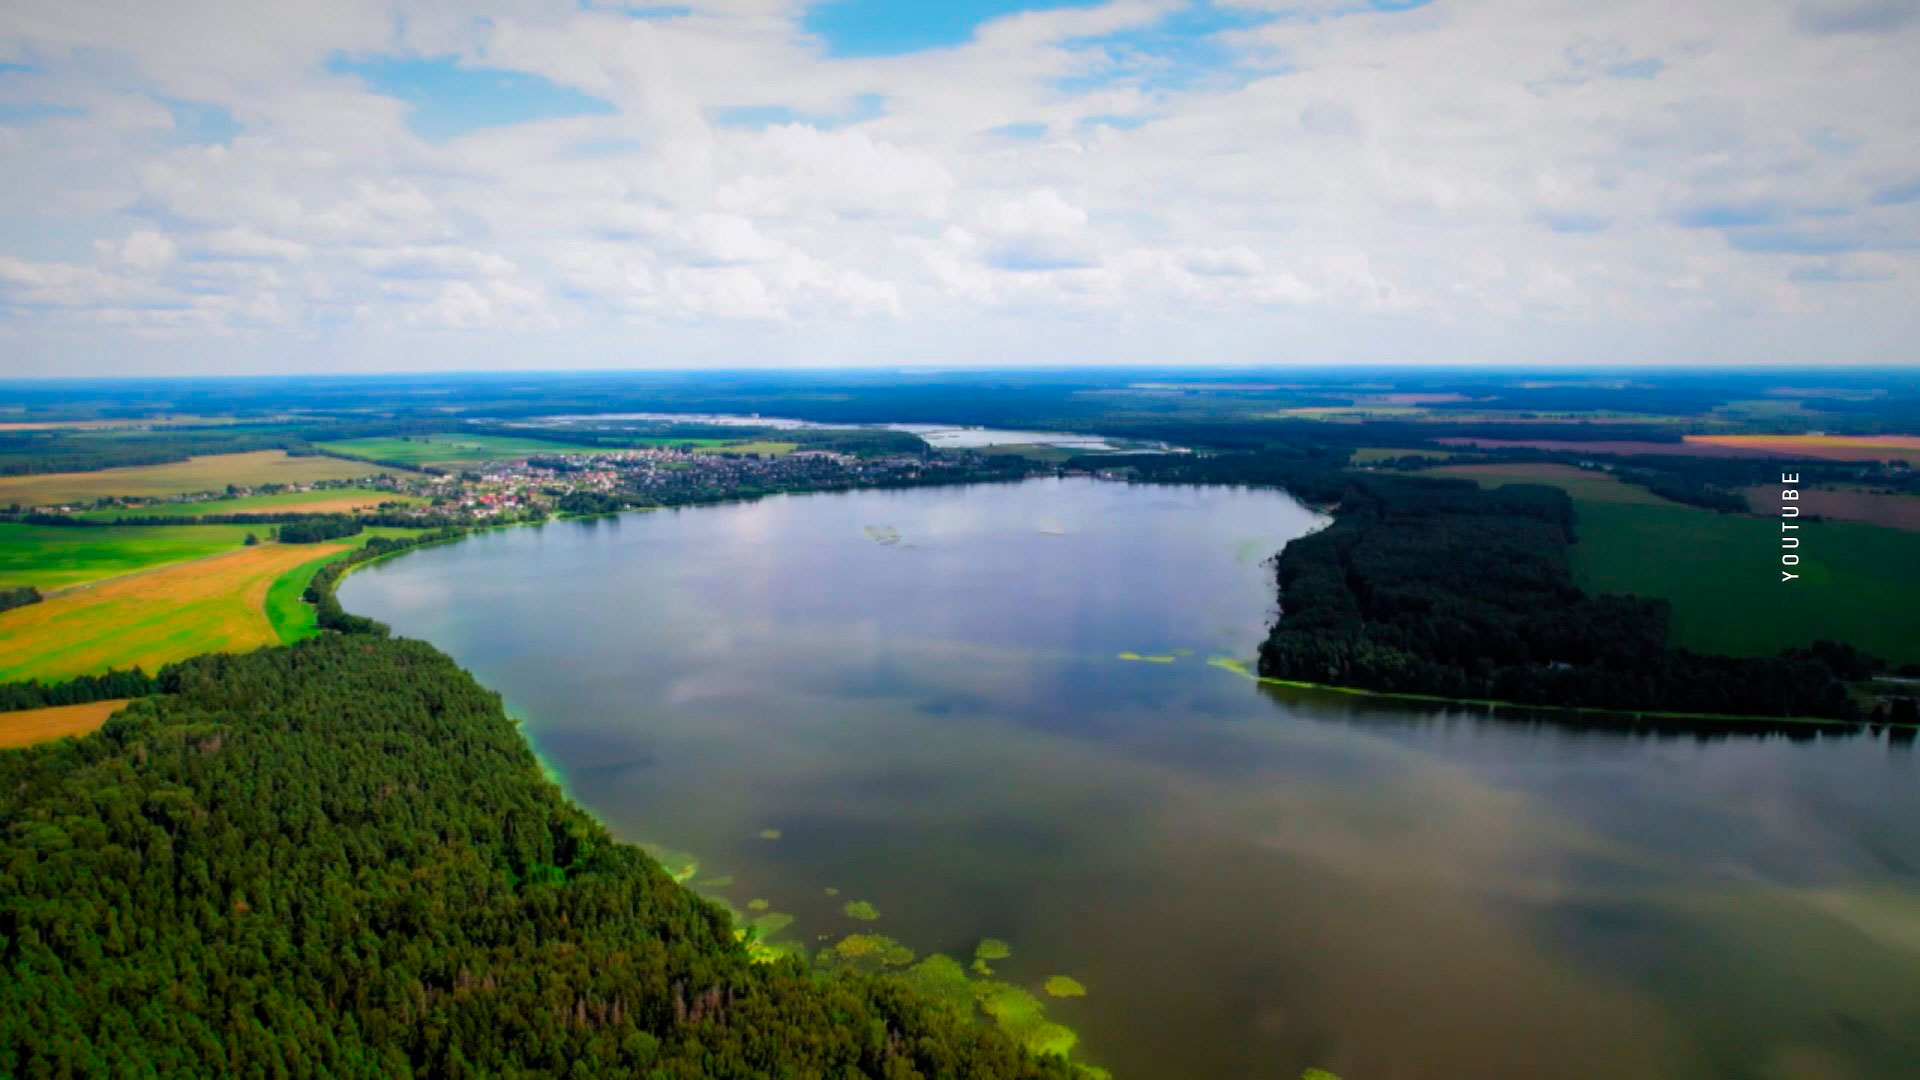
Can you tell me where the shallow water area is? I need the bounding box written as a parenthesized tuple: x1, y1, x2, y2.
(342, 477, 1920, 1079)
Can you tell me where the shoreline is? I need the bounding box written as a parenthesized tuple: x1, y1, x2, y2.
(1216, 659, 1897, 731)
(325, 481, 1912, 733)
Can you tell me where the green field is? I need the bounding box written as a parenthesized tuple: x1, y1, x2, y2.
(1570, 501, 1920, 666)
(0, 522, 262, 590)
(76, 487, 425, 520)
(317, 434, 616, 465)
(263, 527, 425, 643)
(711, 440, 798, 456)
(0, 526, 431, 683)
(0, 541, 354, 683)
(1352, 446, 1462, 463)
(265, 550, 340, 644)
(0, 450, 382, 508)
(1431, 462, 1676, 506)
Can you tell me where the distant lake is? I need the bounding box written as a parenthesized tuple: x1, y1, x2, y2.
(342, 478, 1920, 1079)
(511, 411, 1163, 451)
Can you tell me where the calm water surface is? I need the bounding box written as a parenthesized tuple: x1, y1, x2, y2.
(342, 478, 1920, 1079)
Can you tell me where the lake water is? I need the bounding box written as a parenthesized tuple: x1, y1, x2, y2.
(514, 411, 1158, 451)
(341, 478, 1920, 1079)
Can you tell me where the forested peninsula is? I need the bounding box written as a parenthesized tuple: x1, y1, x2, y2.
(1095, 451, 1880, 722)
(0, 636, 1079, 1078)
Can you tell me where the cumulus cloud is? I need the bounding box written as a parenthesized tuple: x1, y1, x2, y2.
(0, 0, 1916, 373)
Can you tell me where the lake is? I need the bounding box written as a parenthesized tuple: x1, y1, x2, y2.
(341, 477, 1920, 1079)
(511, 411, 1164, 451)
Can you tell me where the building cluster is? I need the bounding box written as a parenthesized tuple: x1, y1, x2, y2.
(372, 445, 977, 520)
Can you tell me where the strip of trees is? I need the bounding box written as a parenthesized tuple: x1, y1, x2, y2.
(0, 585, 40, 614)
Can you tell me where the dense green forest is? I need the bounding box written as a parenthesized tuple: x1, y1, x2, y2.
(0, 637, 1082, 1079)
(1256, 472, 1876, 720)
(276, 516, 365, 543)
(0, 584, 40, 613)
(0, 668, 157, 711)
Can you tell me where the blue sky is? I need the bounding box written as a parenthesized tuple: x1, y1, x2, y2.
(805, 0, 1111, 56)
(0, 0, 1917, 374)
(328, 56, 617, 141)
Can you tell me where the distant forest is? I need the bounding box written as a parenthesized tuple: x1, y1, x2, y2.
(1101, 451, 1881, 722)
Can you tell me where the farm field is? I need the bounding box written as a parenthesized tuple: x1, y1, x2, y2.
(0, 699, 131, 749)
(0, 541, 352, 683)
(1689, 434, 1920, 465)
(1425, 462, 1674, 505)
(1351, 446, 1461, 463)
(0, 450, 381, 508)
(0, 522, 260, 590)
(710, 440, 798, 456)
(1570, 501, 1920, 666)
(76, 486, 425, 519)
(0, 415, 254, 432)
(976, 443, 1081, 464)
(317, 434, 611, 465)
(1432, 437, 1781, 458)
(1740, 485, 1920, 532)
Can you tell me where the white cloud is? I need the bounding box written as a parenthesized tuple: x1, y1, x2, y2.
(0, 0, 1916, 373)
(115, 230, 177, 273)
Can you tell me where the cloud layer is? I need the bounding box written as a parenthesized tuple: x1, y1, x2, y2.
(1, 0, 1917, 374)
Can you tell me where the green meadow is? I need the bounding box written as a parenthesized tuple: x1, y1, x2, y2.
(316, 434, 611, 465)
(1430, 462, 1677, 506)
(262, 527, 426, 643)
(75, 486, 425, 519)
(1351, 446, 1462, 463)
(0, 522, 261, 590)
(1570, 501, 1920, 666)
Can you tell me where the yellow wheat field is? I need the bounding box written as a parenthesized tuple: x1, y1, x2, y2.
(0, 541, 349, 682)
(0, 699, 131, 749)
(0, 451, 382, 508)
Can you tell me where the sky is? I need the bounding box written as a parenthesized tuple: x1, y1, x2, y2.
(1, 0, 1917, 376)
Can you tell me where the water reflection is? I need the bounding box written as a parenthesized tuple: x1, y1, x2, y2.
(342, 478, 1920, 1079)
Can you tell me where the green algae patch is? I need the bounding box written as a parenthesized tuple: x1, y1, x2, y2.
(749, 912, 794, 938)
(823, 886, 840, 897)
(1302, 1071, 1343, 1080)
(873, 943, 1091, 1067)
(978, 982, 1078, 1057)
(747, 898, 770, 911)
(894, 955, 976, 1014)
(1117, 651, 1176, 663)
(1043, 976, 1087, 998)
(977, 983, 1043, 1028)
(1208, 655, 1255, 678)
(640, 844, 699, 884)
(1026, 1023, 1078, 1057)
(818, 933, 915, 973)
(746, 937, 806, 964)
(842, 899, 881, 921)
(757, 827, 782, 840)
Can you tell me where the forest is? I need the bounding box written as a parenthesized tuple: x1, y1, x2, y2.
(276, 516, 365, 543)
(1255, 471, 1877, 720)
(0, 636, 1081, 1078)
